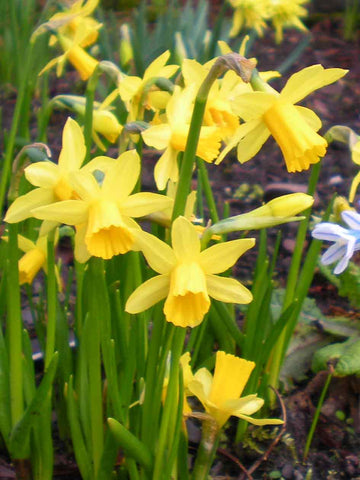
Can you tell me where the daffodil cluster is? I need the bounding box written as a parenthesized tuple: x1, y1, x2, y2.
(228, 0, 310, 43)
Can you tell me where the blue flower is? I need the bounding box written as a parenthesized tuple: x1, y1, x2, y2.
(312, 210, 360, 274)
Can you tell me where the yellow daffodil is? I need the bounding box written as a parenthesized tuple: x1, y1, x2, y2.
(32, 0, 101, 48)
(268, 0, 309, 44)
(142, 86, 222, 190)
(17, 234, 47, 285)
(40, 32, 99, 81)
(162, 352, 194, 414)
(118, 50, 179, 121)
(187, 351, 283, 428)
(52, 95, 123, 150)
(2, 226, 59, 285)
(228, 0, 269, 38)
(182, 59, 239, 141)
(31, 151, 172, 261)
(4, 117, 114, 225)
(217, 65, 347, 172)
(125, 216, 254, 327)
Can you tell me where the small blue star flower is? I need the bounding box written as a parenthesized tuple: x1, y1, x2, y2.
(312, 210, 360, 274)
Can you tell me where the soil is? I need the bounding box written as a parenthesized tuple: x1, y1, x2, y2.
(1, 9, 360, 480)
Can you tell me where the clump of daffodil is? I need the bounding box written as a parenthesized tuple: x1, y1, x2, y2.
(325, 125, 360, 203)
(31, 151, 172, 262)
(126, 216, 254, 327)
(217, 64, 347, 173)
(142, 85, 222, 190)
(51, 95, 123, 150)
(188, 351, 283, 428)
(228, 0, 269, 38)
(4, 117, 115, 225)
(267, 0, 309, 44)
(118, 50, 179, 121)
(32, 0, 101, 48)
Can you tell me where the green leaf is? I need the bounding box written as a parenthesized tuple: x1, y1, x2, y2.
(312, 337, 360, 376)
(9, 353, 58, 458)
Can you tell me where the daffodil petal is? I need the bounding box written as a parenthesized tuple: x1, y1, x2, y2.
(280, 65, 348, 104)
(206, 274, 253, 304)
(17, 235, 36, 253)
(172, 216, 200, 261)
(121, 192, 172, 217)
(125, 274, 170, 313)
(154, 147, 179, 191)
(142, 124, 172, 150)
(74, 224, 91, 263)
(58, 117, 86, 170)
(25, 162, 60, 188)
(231, 92, 275, 121)
(349, 171, 360, 203)
(132, 230, 176, 274)
(200, 238, 255, 274)
(118, 75, 142, 102)
(102, 150, 140, 201)
(4, 188, 56, 223)
(237, 413, 284, 426)
(224, 395, 264, 416)
(296, 106, 322, 131)
(71, 170, 100, 201)
(236, 120, 270, 164)
(143, 50, 170, 81)
(82, 155, 118, 174)
(32, 200, 88, 225)
(188, 368, 213, 402)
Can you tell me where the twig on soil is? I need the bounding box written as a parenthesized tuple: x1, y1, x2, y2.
(239, 386, 287, 480)
(217, 447, 253, 479)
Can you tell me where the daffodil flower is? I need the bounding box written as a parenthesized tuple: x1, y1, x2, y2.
(4, 117, 114, 225)
(268, 0, 309, 44)
(228, 0, 269, 38)
(217, 65, 347, 172)
(118, 50, 179, 121)
(312, 210, 360, 274)
(187, 351, 284, 428)
(40, 32, 99, 81)
(32, 0, 101, 48)
(125, 216, 255, 327)
(182, 59, 239, 141)
(142, 86, 222, 190)
(31, 150, 173, 262)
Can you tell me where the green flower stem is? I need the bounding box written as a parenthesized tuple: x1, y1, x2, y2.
(0, 44, 33, 215)
(45, 230, 57, 370)
(7, 224, 24, 425)
(152, 327, 186, 479)
(172, 56, 240, 220)
(84, 67, 100, 163)
(196, 158, 219, 224)
(191, 417, 220, 480)
(87, 257, 105, 476)
(250, 68, 277, 94)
